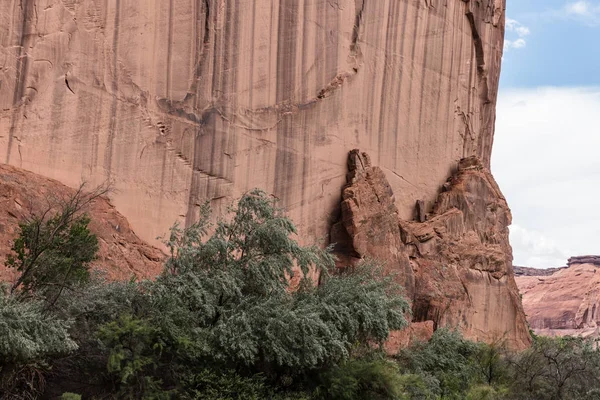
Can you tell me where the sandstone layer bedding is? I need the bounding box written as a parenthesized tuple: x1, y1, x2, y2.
(516, 257, 600, 338)
(0, 164, 164, 282)
(0, 0, 505, 249)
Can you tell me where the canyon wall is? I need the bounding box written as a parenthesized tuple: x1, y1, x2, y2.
(0, 0, 505, 247)
(516, 258, 600, 338)
(0, 0, 528, 347)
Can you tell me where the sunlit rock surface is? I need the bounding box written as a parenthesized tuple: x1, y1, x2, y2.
(1, 0, 525, 348)
(334, 152, 531, 350)
(0, 0, 506, 247)
(0, 164, 164, 282)
(516, 259, 600, 338)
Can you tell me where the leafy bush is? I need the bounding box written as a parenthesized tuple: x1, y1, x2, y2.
(0, 293, 76, 364)
(146, 190, 410, 374)
(97, 314, 168, 398)
(465, 385, 507, 400)
(179, 369, 268, 400)
(471, 340, 510, 387)
(73, 189, 410, 397)
(0, 292, 76, 398)
(60, 393, 82, 400)
(316, 357, 405, 400)
(506, 335, 600, 400)
(397, 329, 479, 399)
(1, 185, 109, 398)
(395, 373, 438, 400)
(6, 184, 105, 307)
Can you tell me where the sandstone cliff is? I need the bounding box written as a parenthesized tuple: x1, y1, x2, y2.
(333, 151, 531, 350)
(0, 0, 506, 249)
(0, 0, 526, 348)
(0, 164, 164, 282)
(516, 258, 600, 338)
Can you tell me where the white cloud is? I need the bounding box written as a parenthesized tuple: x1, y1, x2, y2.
(505, 38, 527, 50)
(505, 18, 519, 30)
(507, 18, 531, 36)
(515, 26, 531, 36)
(504, 18, 530, 51)
(492, 87, 600, 268)
(558, 1, 600, 25)
(509, 225, 571, 267)
(566, 1, 591, 15)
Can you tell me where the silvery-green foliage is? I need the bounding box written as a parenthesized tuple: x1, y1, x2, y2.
(52, 274, 147, 340)
(313, 264, 410, 345)
(206, 263, 410, 369)
(397, 328, 480, 399)
(151, 189, 410, 371)
(164, 189, 332, 297)
(0, 291, 76, 363)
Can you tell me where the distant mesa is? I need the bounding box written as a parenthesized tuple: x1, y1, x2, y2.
(515, 255, 600, 339)
(514, 255, 600, 277)
(513, 265, 566, 277)
(568, 255, 600, 267)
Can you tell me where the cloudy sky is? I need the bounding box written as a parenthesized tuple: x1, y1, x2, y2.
(491, 0, 600, 267)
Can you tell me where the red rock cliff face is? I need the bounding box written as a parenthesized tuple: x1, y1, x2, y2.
(0, 164, 164, 282)
(0, 0, 505, 248)
(516, 258, 600, 338)
(1, 1, 524, 348)
(334, 151, 531, 350)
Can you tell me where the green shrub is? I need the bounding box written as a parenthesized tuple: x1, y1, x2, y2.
(0, 292, 77, 398)
(148, 190, 410, 375)
(506, 336, 600, 400)
(0, 186, 113, 398)
(316, 357, 405, 400)
(0, 293, 76, 364)
(396, 373, 438, 400)
(179, 369, 268, 400)
(6, 185, 105, 307)
(97, 314, 169, 398)
(61, 393, 82, 400)
(397, 329, 479, 399)
(466, 385, 507, 400)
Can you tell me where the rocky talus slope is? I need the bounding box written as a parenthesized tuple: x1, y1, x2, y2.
(516, 257, 600, 338)
(332, 151, 531, 350)
(0, 0, 506, 248)
(0, 164, 164, 282)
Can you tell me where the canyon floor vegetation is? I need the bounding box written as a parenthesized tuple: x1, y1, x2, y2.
(2, 188, 600, 400)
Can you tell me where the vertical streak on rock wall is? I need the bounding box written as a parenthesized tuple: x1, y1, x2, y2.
(104, 0, 120, 179)
(0, 0, 506, 251)
(6, 0, 34, 164)
(274, 0, 295, 208)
